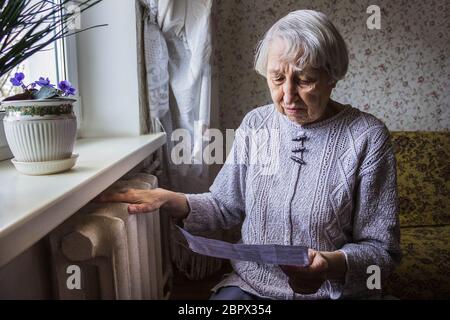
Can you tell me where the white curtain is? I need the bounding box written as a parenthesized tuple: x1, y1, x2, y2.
(140, 0, 215, 193)
(139, 0, 223, 279)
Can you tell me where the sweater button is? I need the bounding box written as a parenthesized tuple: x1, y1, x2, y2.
(290, 155, 306, 165)
(292, 146, 306, 153)
(292, 133, 307, 141)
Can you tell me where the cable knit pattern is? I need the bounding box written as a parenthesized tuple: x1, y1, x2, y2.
(183, 104, 401, 299)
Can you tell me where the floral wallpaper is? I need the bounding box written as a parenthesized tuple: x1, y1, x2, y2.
(212, 0, 449, 132)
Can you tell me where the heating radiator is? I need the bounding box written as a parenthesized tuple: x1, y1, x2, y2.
(49, 173, 172, 300)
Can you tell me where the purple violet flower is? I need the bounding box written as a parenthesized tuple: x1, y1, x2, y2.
(6, 73, 77, 99)
(66, 87, 76, 96)
(35, 77, 54, 87)
(58, 80, 71, 91)
(58, 80, 76, 96)
(10, 72, 25, 86)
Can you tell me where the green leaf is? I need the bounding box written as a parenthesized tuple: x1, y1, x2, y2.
(32, 86, 59, 100)
(0, 0, 106, 78)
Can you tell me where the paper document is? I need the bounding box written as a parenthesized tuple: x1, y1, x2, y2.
(177, 226, 310, 266)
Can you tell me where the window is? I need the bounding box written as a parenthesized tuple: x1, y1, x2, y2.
(0, 0, 79, 114)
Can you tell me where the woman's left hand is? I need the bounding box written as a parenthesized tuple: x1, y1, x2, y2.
(280, 249, 329, 295)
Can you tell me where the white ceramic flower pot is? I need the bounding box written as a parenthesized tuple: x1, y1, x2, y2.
(2, 99, 77, 162)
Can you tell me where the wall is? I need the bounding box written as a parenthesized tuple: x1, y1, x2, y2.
(0, 239, 52, 299)
(213, 0, 449, 132)
(77, 0, 141, 138)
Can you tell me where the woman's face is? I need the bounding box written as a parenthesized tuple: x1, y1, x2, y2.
(266, 38, 336, 125)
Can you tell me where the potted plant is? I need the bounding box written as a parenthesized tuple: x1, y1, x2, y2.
(2, 73, 79, 174)
(0, 0, 104, 173)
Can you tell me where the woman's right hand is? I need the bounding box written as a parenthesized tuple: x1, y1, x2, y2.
(94, 187, 190, 219)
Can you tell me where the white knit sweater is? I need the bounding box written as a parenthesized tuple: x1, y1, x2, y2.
(183, 104, 401, 299)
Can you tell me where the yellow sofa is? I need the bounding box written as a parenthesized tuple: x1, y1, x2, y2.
(385, 131, 450, 299)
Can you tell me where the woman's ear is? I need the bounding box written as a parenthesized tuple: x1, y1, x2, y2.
(329, 79, 337, 89)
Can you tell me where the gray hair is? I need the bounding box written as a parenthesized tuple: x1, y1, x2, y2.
(254, 10, 348, 83)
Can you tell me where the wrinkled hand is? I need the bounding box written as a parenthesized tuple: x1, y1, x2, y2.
(94, 187, 190, 218)
(94, 188, 168, 214)
(280, 249, 329, 295)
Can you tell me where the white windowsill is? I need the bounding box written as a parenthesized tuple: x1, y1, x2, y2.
(0, 133, 166, 267)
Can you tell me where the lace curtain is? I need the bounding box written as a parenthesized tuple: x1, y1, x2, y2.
(137, 0, 223, 280)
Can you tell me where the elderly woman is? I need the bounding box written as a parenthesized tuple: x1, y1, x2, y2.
(99, 10, 401, 299)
